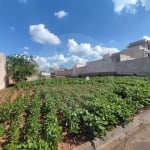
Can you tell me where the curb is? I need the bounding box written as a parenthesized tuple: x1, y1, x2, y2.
(73, 109, 150, 150)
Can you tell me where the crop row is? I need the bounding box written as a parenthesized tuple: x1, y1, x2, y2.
(0, 76, 150, 149)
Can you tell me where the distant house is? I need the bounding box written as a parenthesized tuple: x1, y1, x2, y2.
(51, 39, 150, 77)
(41, 71, 50, 77)
(50, 68, 60, 77)
(104, 39, 150, 63)
(50, 68, 72, 77)
(124, 39, 150, 58)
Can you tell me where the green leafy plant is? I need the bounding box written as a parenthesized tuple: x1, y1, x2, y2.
(0, 124, 5, 137)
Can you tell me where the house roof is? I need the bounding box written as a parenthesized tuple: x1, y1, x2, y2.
(128, 39, 150, 48)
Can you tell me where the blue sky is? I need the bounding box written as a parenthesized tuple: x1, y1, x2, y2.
(1, 0, 150, 70)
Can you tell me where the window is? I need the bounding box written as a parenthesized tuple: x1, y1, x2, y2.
(146, 53, 150, 58)
(148, 45, 150, 50)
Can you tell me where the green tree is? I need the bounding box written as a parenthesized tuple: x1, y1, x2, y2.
(6, 55, 39, 82)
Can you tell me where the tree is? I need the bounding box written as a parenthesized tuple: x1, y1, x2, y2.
(6, 55, 39, 82)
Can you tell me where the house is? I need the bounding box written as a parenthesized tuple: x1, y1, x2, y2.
(41, 72, 50, 77)
(50, 68, 72, 77)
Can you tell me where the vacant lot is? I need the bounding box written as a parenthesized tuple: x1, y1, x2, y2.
(0, 76, 150, 150)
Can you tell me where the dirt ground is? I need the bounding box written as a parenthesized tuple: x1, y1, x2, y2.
(0, 87, 150, 150)
(0, 88, 11, 103)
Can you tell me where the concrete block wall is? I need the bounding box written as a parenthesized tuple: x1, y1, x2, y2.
(86, 59, 116, 74)
(75, 59, 116, 77)
(72, 57, 150, 77)
(116, 57, 150, 75)
(0, 53, 7, 90)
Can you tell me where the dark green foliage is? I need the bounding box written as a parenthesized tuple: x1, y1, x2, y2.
(6, 55, 38, 82)
(0, 124, 5, 137)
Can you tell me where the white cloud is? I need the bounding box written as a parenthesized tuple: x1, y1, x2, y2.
(54, 10, 68, 18)
(18, 0, 27, 4)
(49, 63, 60, 69)
(33, 54, 87, 70)
(34, 55, 70, 70)
(23, 46, 29, 50)
(49, 54, 87, 67)
(49, 54, 69, 64)
(67, 39, 119, 59)
(32, 39, 119, 70)
(10, 26, 15, 31)
(67, 39, 78, 51)
(112, 0, 150, 14)
(29, 24, 61, 45)
(68, 39, 95, 57)
(70, 55, 87, 65)
(143, 35, 150, 41)
(34, 54, 68, 70)
(94, 45, 103, 53)
(34, 56, 51, 70)
(112, 0, 138, 14)
(140, 0, 150, 10)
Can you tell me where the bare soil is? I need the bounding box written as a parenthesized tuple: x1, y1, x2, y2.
(0, 88, 11, 104)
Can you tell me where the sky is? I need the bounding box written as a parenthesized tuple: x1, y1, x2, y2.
(1, 0, 150, 71)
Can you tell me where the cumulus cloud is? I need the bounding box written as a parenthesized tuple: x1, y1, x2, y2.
(34, 56, 51, 70)
(67, 39, 119, 59)
(33, 39, 119, 70)
(48, 53, 86, 68)
(70, 55, 87, 65)
(141, 0, 150, 10)
(112, 0, 150, 14)
(54, 10, 68, 18)
(143, 35, 150, 41)
(68, 39, 96, 57)
(33, 54, 87, 70)
(49, 54, 69, 64)
(18, 0, 27, 4)
(29, 24, 61, 45)
(112, 0, 138, 14)
(34, 54, 68, 70)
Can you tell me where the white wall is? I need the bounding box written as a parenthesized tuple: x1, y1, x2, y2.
(116, 57, 150, 75)
(120, 54, 135, 61)
(73, 57, 150, 77)
(73, 59, 116, 76)
(0, 53, 6, 90)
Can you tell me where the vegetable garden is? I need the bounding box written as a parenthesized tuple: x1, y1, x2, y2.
(0, 76, 150, 150)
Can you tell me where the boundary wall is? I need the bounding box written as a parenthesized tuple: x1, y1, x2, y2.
(72, 57, 150, 77)
(0, 53, 7, 90)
